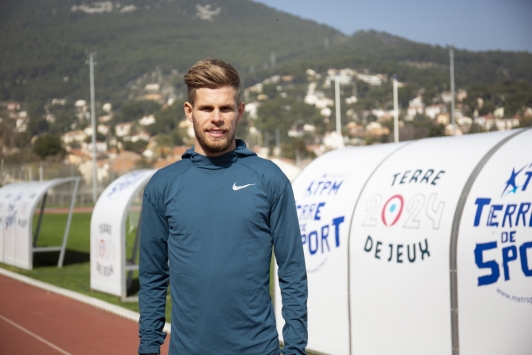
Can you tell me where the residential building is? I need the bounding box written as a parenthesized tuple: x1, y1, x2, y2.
(406, 96, 425, 121)
(62, 130, 87, 144)
(131, 131, 150, 142)
(436, 113, 451, 125)
(115, 122, 133, 137)
(425, 104, 445, 119)
(139, 115, 156, 126)
(144, 83, 160, 92)
(98, 124, 110, 135)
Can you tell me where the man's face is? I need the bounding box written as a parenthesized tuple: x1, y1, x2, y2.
(184, 86, 244, 157)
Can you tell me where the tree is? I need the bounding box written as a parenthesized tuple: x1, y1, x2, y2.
(117, 100, 162, 123)
(33, 134, 63, 160)
(281, 137, 316, 160)
(429, 124, 445, 137)
(28, 118, 49, 136)
(123, 140, 148, 154)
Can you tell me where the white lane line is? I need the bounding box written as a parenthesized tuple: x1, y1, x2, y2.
(0, 314, 73, 355)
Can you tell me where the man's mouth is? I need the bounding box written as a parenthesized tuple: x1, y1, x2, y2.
(207, 129, 226, 138)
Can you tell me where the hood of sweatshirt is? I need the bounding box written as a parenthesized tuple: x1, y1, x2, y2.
(181, 139, 257, 169)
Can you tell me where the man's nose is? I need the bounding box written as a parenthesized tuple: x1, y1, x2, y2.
(211, 109, 223, 123)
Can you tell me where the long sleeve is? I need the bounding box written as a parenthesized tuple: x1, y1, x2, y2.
(138, 192, 169, 354)
(271, 181, 308, 355)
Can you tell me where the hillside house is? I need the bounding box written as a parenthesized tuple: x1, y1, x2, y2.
(357, 74, 383, 86)
(305, 91, 333, 109)
(457, 89, 468, 102)
(457, 117, 473, 126)
(482, 117, 519, 131)
(444, 125, 463, 136)
(45, 114, 56, 123)
(4, 101, 21, 111)
(115, 122, 132, 137)
(52, 98, 67, 106)
(245, 103, 259, 119)
(142, 93, 163, 102)
(345, 95, 358, 104)
(139, 115, 156, 126)
(406, 96, 425, 120)
(83, 126, 94, 136)
(98, 124, 110, 135)
(494, 107, 505, 118)
(145, 83, 160, 92)
(15, 117, 28, 132)
(98, 114, 113, 123)
(425, 104, 444, 119)
(62, 130, 87, 144)
(436, 113, 450, 125)
(441, 92, 453, 103)
(130, 131, 150, 142)
(83, 141, 108, 153)
(65, 149, 91, 165)
(365, 121, 389, 137)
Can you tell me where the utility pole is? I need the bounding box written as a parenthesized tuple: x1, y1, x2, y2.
(450, 46, 456, 136)
(89, 52, 98, 203)
(326, 74, 351, 148)
(334, 75, 341, 138)
(274, 129, 281, 157)
(393, 75, 399, 143)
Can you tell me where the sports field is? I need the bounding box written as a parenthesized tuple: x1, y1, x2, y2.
(0, 212, 164, 317)
(0, 212, 311, 355)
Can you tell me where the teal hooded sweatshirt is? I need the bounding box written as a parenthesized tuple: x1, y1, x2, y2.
(138, 140, 308, 355)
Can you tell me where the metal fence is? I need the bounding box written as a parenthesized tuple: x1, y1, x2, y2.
(0, 161, 121, 207)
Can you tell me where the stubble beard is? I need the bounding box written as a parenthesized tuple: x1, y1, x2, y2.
(193, 118, 236, 155)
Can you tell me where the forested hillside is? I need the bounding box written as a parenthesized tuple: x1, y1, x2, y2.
(0, 0, 340, 103)
(2, 0, 531, 105)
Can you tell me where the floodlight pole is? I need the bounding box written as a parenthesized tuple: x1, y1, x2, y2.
(89, 52, 98, 203)
(450, 46, 456, 136)
(327, 74, 350, 147)
(393, 75, 399, 143)
(334, 75, 341, 137)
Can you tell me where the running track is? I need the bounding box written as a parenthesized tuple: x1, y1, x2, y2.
(0, 272, 170, 354)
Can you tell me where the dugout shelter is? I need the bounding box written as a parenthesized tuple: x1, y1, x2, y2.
(0, 177, 80, 270)
(275, 128, 532, 355)
(90, 169, 156, 301)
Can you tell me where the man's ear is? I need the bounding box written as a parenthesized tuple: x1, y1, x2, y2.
(184, 102, 193, 122)
(237, 102, 245, 123)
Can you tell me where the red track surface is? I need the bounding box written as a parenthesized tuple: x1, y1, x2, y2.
(0, 274, 170, 354)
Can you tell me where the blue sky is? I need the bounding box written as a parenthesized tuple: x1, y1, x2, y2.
(253, 0, 532, 52)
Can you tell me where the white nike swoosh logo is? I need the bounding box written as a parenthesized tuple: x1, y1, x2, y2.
(232, 183, 255, 191)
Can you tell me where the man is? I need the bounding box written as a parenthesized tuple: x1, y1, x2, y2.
(138, 59, 308, 355)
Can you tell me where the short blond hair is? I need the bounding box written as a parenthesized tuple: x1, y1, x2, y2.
(184, 59, 241, 105)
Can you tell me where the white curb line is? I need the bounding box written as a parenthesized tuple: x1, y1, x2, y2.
(0, 267, 171, 333)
